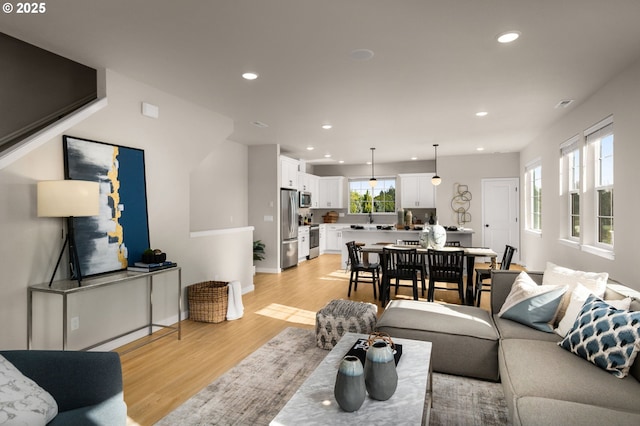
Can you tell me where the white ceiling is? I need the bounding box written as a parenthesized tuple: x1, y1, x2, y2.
(2, 0, 640, 165)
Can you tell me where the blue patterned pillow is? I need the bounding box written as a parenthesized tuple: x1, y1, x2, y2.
(498, 271, 568, 332)
(559, 294, 640, 378)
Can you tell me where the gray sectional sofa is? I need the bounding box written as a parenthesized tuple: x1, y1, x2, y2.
(375, 270, 640, 426)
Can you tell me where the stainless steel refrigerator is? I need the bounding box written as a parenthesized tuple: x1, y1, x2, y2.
(280, 188, 299, 269)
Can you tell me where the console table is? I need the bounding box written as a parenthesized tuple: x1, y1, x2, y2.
(27, 267, 182, 352)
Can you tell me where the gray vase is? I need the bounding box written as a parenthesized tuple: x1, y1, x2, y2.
(334, 355, 366, 412)
(364, 341, 398, 401)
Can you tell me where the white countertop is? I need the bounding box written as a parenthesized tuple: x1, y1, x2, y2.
(341, 228, 474, 233)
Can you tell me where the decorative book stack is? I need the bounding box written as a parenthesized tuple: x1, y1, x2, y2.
(127, 261, 177, 272)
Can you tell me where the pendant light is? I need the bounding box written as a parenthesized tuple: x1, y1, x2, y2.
(432, 144, 442, 186)
(369, 147, 377, 188)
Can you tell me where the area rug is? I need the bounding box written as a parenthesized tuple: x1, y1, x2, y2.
(156, 327, 510, 425)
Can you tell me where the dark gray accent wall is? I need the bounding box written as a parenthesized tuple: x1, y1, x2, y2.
(0, 32, 97, 152)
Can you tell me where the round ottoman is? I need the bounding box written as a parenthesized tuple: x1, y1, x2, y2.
(315, 300, 378, 349)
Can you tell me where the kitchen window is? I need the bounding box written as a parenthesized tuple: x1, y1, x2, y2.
(348, 178, 396, 214)
(524, 159, 542, 234)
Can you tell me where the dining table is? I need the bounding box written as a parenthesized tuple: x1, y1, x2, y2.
(360, 244, 497, 306)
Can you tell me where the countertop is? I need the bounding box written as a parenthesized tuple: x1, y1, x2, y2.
(341, 227, 474, 233)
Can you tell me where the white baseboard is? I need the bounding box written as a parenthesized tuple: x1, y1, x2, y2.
(256, 266, 279, 274)
(90, 312, 183, 352)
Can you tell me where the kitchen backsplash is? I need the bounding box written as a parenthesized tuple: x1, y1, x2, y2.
(311, 208, 436, 225)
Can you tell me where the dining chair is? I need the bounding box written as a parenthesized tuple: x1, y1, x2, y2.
(474, 245, 517, 307)
(445, 241, 461, 247)
(345, 241, 380, 300)
(379, 247, 419, 306)
(395, 240, 427, 297)
(426, 249, 465, 303)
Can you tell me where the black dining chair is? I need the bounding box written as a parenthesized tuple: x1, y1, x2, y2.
(445, 241, 461, 247)
(345, 241, 380, 300)
(426, 249, 465, 303)
(395, 240, 427, 297)
(474, 245, 517, 307)
(379, 247, 419, 306)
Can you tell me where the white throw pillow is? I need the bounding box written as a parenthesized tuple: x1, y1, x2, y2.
(542, 262, 608, 325)
(554, 283, 632, 337)
(0, 355, 58, 426)
(498, 271, 568, 332)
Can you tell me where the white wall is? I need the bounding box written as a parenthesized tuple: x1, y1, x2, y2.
(0, 70, 253, 350)
(519, 57, 640, 289)
(248, 145, 280, 273)
(437, 153, 520, 247)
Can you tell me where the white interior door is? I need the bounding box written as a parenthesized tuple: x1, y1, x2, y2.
(481, 178, 520, 263)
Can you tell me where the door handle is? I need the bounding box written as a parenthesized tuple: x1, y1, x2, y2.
(485, 224, 490, 227)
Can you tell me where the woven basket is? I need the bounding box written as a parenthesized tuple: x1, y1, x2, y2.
(188, 281, 229, 323)
(323, 211, 339, 223)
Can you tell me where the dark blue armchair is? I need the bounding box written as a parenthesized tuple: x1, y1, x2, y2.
(0, 350, 127, 425)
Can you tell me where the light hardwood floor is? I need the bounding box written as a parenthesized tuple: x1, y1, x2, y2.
(118, 253, 511, 425)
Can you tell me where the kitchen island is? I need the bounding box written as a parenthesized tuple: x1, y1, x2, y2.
(340, 227, 474, 267)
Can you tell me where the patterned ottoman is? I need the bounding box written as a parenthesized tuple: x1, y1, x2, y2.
(315, 300, 378, 349)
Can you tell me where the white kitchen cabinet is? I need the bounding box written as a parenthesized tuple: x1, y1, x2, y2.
(399, 173, 436, 208)
(298, 226, 310, 260)
(317, 176, 345, 209)
(299, 172, 319, 194)
(280, 156, 299, 189)
(319, 224, 327, 253)
(298, 172, 310, 192)
(299, 172, 320, 207)
(308, 174, 320, 207)
(325, 224, 349, 252)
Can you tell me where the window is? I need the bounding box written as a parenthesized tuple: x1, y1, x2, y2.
(560, 136, 581, 239)
(525, 160, 542, 232)
(593, 129, 614, 246)
(558, 116, 614, 259)
(349, 178, 396, 214)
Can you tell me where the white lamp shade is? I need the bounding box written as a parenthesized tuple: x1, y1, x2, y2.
(431, 175, 442, 186)
(37, 180, 100, 217)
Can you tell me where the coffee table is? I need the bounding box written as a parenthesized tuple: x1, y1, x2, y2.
(270, 332, 432, 425)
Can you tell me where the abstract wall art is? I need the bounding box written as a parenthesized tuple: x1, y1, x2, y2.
(63, 135, 150, 277)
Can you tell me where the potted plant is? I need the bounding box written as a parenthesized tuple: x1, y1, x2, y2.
(142, 248, 166, 264)
(253, 240, 266, 262)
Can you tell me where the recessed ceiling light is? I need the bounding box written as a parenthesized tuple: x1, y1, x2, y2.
(321, 124, 333, 130)
(242, 72, 259, 80)
(497, 31, 520, 44)
(306, 146, 315, 151)
(477, 147, 485, 151)
(338, 160, 344, 164)
(349, 48, 375, 61)
(476, 111, 488, 117)
(324, 154, 331, 158)
(411, 156, 418, 160)
(366, 161, 372, 165)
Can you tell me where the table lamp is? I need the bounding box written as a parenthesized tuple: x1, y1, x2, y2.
(37, 180, 100, 286)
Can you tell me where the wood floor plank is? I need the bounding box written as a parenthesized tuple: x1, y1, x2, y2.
(119, 254, 522, 425)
